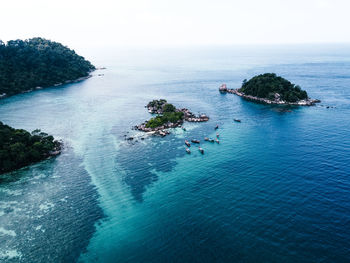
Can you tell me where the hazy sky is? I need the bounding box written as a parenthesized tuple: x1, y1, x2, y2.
(1, 0, 349, 49)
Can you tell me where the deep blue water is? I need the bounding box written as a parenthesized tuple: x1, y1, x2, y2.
(1, 45, 350, 262)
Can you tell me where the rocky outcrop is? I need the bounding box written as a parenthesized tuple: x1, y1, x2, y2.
(179, 108, 209, 122)
(136, 100, 210, 137)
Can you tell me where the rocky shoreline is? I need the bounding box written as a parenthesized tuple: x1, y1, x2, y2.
(48, 140, 63, 157)
(219, 84, 321, 106)
(0, 74, 93, 100)
(53, 74, 93, 87)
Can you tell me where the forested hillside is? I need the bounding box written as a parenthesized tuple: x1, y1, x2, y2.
(0, 37, 95, 97)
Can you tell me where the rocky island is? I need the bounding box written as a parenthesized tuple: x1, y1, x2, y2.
(135, 99, 209, 136)
(0, 37, 95, 98)
(0, 122, 62, 175)
(220, 73, 320, 106)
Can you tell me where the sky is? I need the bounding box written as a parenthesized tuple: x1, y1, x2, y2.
(1, 0, 349, 51)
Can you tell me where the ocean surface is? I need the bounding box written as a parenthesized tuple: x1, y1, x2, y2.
(0, 45, 350, 262)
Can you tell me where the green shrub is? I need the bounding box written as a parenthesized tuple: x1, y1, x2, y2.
(146, 112, 184, 128)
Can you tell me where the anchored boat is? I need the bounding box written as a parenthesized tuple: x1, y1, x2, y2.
(215, 124, 219, 130)
(186, 148, 191, 154)
(234, 119, 241, 122)
(185, 140, 191, 147)
(215, 138, 220, 144)
(191, 139, 200, 144)
(198, 147, 204, 154)
(204, 137, 209, 141)
(216, 133, 219, 138)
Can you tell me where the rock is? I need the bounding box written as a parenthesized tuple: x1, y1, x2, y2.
(219, 84, 228, 93)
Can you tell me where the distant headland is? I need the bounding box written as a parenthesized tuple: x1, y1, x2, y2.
(0, 37, 95, 99)
(220, 73, 320, 106)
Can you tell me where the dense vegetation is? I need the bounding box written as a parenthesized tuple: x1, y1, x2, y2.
(146, 111, 184, 128)
(147, 99, 167, 110)
(239, 73, 308, 102)
(162, 103, 176, 113)
(0, 122, 61, 174)
(0, 37, 95, 97)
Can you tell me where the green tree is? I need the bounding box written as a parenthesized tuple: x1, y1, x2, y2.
(162, 103, 176, 112)
(239, 73, 309, 102)
(0, 122, 61, 175)
(0, 37, 95, 97)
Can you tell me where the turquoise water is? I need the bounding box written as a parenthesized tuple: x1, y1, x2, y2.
(1, 45, 350, 262)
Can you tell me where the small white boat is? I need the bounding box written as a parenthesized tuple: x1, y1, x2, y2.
(215, 138, 220, 144)
(198, 147, 204, 154)
(186, 148, 191, 154)
(216, 133, 219, 138)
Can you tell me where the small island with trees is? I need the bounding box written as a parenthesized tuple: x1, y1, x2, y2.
(135, 99, 209, 136)
(0, 37, 95, 98)
(219, 73, 320, 106)
(0, 122, 61, 175)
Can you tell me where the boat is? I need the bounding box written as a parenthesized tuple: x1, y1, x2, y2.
(209, 138, 215, 142)
(234, 119, 241, 122)
(216, 133, 219, 138)
(182, 126, 186, 131)
(215, 138, 220, 144)
(214, 124, 219, 130)
(186, 148, 191, 154)
(159, 131, 167, 137)
(204, 137, 209, 141)
(185, 140, 191, 147)
(191, 139, 200, 144)
(198, 147, 204, 154)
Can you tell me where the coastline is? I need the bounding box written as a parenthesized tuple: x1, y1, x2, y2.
(0, 140, 63, 176)
(0, 73, 94, 100)
(220, 86, 321, 106)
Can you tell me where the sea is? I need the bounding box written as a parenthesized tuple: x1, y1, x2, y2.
(0, 44, 350, 262)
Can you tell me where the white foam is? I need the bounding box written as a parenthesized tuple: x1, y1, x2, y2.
(0, 249, 22, 260)
(39, 202, 55, 212)
(0, 227, 16, 237)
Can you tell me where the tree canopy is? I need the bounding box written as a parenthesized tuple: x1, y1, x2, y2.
(239, 73, 308, 102)
(146, 112, 184, 128)
(0, 122, 61, 174)
(0, 37, 95, 97)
